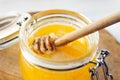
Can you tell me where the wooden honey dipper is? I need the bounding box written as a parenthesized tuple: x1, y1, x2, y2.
(33, 11, 120, 53)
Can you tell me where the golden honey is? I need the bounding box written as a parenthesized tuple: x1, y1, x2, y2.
(20, 24, 95, 80)
(19, 10, 99, 80)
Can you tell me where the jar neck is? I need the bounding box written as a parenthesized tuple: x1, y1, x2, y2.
(20, 9, 99, 70)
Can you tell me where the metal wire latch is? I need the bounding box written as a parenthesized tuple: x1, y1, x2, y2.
(89, 50, 113, 80)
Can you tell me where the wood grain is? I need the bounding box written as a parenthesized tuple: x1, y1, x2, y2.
(0, 30, 119, 80)
(99, 30, 120, 80)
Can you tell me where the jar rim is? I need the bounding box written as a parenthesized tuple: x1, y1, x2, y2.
(20, 9, 99, 70)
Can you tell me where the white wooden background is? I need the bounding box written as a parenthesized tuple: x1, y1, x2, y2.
(0, 0, 120, 43)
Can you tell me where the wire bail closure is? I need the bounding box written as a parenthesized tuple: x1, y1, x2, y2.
(89, 49, 113, 80)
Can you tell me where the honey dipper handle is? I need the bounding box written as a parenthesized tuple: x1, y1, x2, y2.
(55, 11, 120, 46)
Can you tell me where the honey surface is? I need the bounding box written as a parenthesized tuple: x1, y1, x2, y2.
(28, 24, 89, 61)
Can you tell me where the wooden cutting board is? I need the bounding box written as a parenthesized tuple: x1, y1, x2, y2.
(0, 12, 120, 80)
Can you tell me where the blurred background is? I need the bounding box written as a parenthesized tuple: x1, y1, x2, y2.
(0, 0, 120, 43)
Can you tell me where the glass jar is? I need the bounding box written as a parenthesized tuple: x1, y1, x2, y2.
(19, 9, 99, 80)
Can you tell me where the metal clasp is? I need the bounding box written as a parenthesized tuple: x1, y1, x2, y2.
(89, 49, 113, 80)
(17, 17, 29, 27)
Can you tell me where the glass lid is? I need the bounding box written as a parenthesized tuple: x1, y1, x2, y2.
(0, 11, 31, 50)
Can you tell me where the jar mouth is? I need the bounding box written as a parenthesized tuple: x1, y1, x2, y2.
(20, 9, 99, 70)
